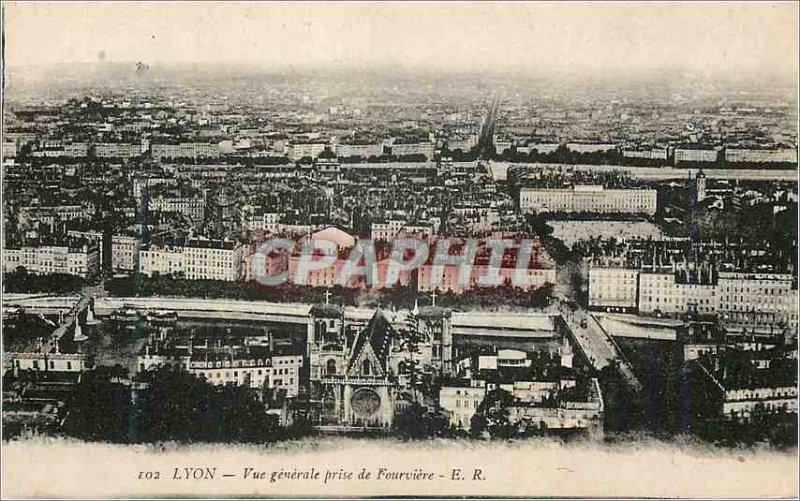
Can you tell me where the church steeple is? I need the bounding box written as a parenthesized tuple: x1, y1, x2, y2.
(560, 335, 574, 368)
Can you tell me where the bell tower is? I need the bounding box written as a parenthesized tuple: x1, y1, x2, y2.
(307, 295, 347, 382)
(417, 302, 454, 377)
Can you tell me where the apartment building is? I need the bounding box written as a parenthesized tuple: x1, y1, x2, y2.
(370, 221, 434, 242)
(3, 240, 100, 278)
(147, 196, 205, 222)
(138, 238, 243, 281)
(183, 238, 244, 281)
(188, 353, 303, 397)
(674, 147, 721, 164)
(335, 143, 384, 158)
(287, 142, 328, 161)
(417, 263, 556, 293)
(588, 267, 639, 311)
(93, 142, 141, 158)
(622, 148, 669, 160)
(111, 235, 140, 272)
(717, 272, 799, 328)
(566, 143, 617, 154)
(151, 142, 220, 159)
(724, 148, 798, 164)
(137, 243, 185, 277)
(589, 265, 798, 330)
(390, 141, 435, 159)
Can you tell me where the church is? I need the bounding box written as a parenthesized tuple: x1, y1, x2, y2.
(307, 302, 399, 429)
(305, 293, 459, 430)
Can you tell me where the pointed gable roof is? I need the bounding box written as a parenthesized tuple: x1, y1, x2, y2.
(348, 310, 395, 374)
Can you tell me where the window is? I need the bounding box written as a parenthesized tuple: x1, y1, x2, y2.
(362, 359, 372, 376)
(326, 359, 336, 375)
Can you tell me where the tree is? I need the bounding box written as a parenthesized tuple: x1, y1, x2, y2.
(136, 367, 280, 443)
(394, 402, 454, 439)
(61, 371, 131, 443)
(395, 309, 431, 402)
(471, 389, 517, 439)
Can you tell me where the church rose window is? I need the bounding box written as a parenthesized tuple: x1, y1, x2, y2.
(351, 388, 381, 418)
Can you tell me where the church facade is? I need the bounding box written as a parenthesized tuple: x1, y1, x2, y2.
(307, 304, 403, 429)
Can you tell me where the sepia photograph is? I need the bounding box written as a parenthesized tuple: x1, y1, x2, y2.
(1, 1, 798, 498)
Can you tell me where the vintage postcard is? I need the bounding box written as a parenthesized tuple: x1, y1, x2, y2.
(1, 1, 798, 499)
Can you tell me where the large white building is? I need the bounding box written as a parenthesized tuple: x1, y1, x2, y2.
(20, 205, 92, 226)
(94, 142, 141, 158)
(138, 238, 243, 281)
(722, 385, 798, 419)
(3, 241, 101, 278)
(589, 265, 798, 330)
(446, 134, 479, 152)
(188, 353, 303, 397)
(724, 148, 797, 164)
(370, 221, 434, 242)
(638, 271, 719, 315)
(588, 267, 639, 311)
(674, 147, 721, 164)
(717, 272, 799, 327)
(335, 143, 384, 158)
(151, 142, 220, 159)
(111, 235, 139, 273)
(520, 185, 657, 215)
(390, 142, 435, 160)
(622, 148, 668, 160)
(137, 243, 185, 277)
(147, 196, 205, 222)
(287, 142, 329, 161)
(183, 238, 244, 281)
(566, 143, 617, 154)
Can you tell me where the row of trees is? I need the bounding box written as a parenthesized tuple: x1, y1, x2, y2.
(105, 275, 555, 310)
(489, 145, 629, 166)
(105, 276, 362, 305)
(3, 268, 86, 294)
(61, 367, 300, 444)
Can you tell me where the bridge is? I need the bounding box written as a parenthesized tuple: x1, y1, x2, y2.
(4, 295, 561, 339)
(559, 305, 643, 394)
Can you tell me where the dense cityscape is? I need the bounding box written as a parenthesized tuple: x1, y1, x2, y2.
(2, 62, 796, 449)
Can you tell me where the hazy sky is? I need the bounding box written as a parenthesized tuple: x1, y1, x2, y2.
(4, 1, 799, 78)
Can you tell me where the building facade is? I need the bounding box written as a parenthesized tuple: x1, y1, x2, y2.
(520, 185, 657, 215)
(3, 241, 100, 278)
